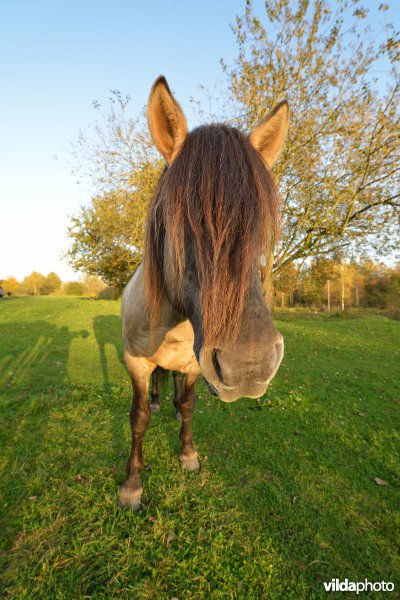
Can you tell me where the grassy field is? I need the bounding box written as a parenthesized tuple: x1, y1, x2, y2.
(0, 297, 399, 598)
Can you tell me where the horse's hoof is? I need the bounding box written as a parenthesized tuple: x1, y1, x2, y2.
(175, 411, 182, 422)
(118, 485, 142, 511)
(150, 403, 160, 414)
(179, 452, 200, 471)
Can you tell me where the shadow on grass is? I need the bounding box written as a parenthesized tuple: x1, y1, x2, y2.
(1, 312, 398, 597)
(92, 314, 133, 466)
(0, 320, 89, 392)
(93, 315, 125, 389)
(154, 385, 399, 591)
(89, 314, 399, 589)
(0, 318, 89, 459)
(145, 314, 400, 590)
(0, 320, 89, 552)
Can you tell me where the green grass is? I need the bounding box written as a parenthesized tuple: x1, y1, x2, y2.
(0, 296, 399, 598)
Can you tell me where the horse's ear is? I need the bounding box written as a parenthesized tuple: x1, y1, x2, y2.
(249, 101, 289, 167)
(147, 75, 188, 163)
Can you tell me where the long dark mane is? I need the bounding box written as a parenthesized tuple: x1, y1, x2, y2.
(144, 124, 280, 343)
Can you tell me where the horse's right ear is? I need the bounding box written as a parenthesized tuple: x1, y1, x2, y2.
(147, 76, 188, 164)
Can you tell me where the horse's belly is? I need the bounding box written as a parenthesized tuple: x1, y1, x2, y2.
(149, 321, 201, 374)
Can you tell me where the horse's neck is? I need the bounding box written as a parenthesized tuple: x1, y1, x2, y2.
(122, 263, 186, 356)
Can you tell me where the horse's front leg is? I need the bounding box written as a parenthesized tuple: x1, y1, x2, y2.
(150, 366, 161, 413)
(119, 353, 155, 510)
(172, 371, 184, 421)
(177, 372, 200, 471)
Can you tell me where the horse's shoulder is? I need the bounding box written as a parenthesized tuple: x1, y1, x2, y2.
(122, 264, 186, 357)
(164, 320, 194, 343)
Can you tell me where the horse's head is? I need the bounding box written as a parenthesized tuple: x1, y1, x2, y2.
(145, 76, 289, 402)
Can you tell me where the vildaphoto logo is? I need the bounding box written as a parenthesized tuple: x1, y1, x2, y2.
(323, 579, 394, 594)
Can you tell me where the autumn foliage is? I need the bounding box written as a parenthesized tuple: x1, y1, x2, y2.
(66, 0, 399, 296)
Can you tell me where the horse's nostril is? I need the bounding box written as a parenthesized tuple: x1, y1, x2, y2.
(211, 349, 224, 384)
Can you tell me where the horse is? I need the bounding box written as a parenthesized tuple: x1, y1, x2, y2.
(149, 366, 184, 420)
(119, 76, 289, 510)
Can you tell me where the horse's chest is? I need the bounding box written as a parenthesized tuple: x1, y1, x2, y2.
(149, 320, 201, 374)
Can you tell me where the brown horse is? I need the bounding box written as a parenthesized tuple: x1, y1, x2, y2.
(119, 76, 289, 510)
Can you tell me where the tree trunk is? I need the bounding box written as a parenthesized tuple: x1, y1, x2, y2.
(327, 279, 331, 312)
(341, 263, 345, 311)
(260, 253, 274, 307)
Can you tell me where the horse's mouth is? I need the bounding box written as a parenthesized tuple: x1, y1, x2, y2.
(204, 377, 220, 398)
(203, 375, 270, 403)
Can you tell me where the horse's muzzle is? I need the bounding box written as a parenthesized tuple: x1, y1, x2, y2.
(204, 377, 220, 397)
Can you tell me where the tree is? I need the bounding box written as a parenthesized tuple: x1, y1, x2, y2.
(81, 274, 106, 298)
(68, 2, 399, 293)
(20, 272, 46, 295)
(273, 261, 298, 306)
(40, 272, 62, 295)
(67, 161, 163, 291)
(64, 281, 84, 296)
(329, 261, 359, 310)
(70, 91, 157, 192)
(297, 260, 335, 307)
(310, 258, 338, 309)
(222, 0, 400, 297)
(345, 261, 365, 308)
(363, 261, 400, 312)
(67, 92, 164, 291)
(1, 277, 20, 295)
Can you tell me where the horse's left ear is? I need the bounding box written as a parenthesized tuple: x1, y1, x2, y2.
(249, 101, 289, 168)
(147, 75, 188, 164)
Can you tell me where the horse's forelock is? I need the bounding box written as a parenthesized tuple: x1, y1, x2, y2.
(144, 124, 280, 342)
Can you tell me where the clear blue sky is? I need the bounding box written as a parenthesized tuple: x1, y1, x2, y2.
(1, 0, 251, 281)
(1, 0, 396, 281)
